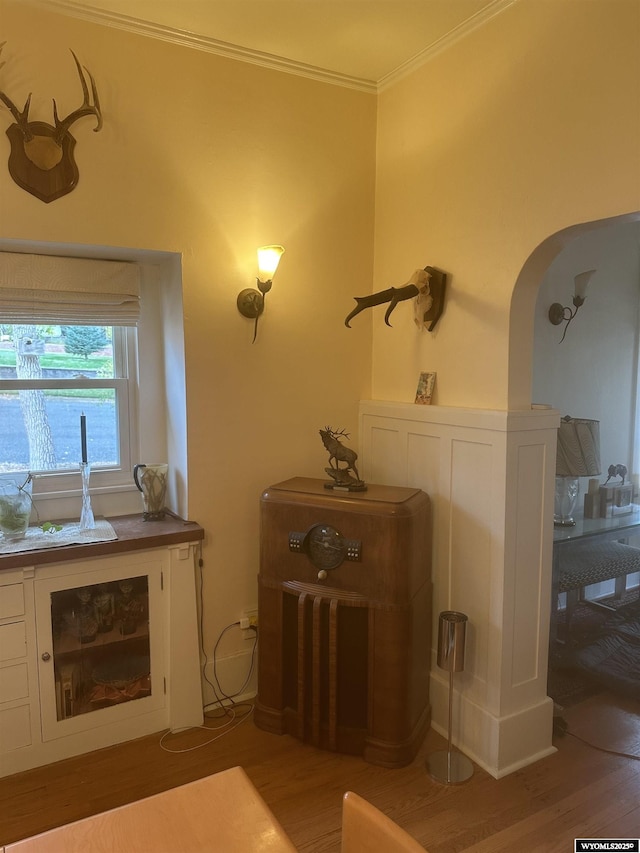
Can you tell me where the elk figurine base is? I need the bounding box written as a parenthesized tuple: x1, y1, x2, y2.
(319, 427, 366, 492)
(323, 468, 367, 492)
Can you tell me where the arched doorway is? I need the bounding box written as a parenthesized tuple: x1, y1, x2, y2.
(511, 210, 640, 705)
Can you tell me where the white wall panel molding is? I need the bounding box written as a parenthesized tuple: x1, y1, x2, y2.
(359, 400, 559, 777)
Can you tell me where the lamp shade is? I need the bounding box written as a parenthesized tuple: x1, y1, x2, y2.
(257, 245, 284, 281)
(556, 416, 601, 477)
(573, 269, 596, 300)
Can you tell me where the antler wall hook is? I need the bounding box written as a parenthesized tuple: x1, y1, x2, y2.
(345, 266, 446, 331)
(0, 44, 102, 203)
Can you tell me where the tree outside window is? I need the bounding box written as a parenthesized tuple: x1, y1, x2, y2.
(0, 325, 120, 473)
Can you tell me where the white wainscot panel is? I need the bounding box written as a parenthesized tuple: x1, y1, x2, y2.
(406, 432, 440, 493)
(506, 437, 551, 707)
(359, 400, 559, 778)
(369, 425, 404, 483)
(450, 438, 493, 691)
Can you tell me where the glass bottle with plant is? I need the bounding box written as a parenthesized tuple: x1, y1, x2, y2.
(0, 473, 63, 541)
(0, 473, 34, 540)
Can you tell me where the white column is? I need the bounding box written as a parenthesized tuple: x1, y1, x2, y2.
(359, 400, 559, 777)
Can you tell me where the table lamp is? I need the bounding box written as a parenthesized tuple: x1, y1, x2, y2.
(555, 416, 601, 526)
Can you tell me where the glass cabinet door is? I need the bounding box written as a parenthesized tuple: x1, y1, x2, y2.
(36, 557, 165, 741)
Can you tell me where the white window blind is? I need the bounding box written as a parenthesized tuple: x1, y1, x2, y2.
(0, 252, 141, 325)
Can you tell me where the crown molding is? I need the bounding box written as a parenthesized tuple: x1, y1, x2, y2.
(378, 0, 520, 92)
(30, 0, 518, 94)
(28, 0, 378, 93)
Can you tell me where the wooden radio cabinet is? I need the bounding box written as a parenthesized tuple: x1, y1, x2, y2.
(255, 477, 432, 768)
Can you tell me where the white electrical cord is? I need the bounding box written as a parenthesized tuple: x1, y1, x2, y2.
(158, 554, 258, 754)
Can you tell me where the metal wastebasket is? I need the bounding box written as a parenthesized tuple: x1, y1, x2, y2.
(427, 611, 474, 784)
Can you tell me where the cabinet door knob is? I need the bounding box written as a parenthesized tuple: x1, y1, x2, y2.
(41, 652, 51, 662)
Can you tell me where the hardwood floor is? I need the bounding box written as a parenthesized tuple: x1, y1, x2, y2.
(0, 692, 638, 852)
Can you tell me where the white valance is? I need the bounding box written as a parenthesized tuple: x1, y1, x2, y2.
(0, 252, 141, 326)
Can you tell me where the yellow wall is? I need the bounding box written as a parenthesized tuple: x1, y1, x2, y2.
(2, 0, 639, 698)
(0, 2, 375, 659)
(373, 0, 640, 409)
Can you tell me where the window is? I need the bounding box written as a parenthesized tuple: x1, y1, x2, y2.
(0, 245, 188, 521)
(0, 251, 142, 508)
(0, 324, 137, 486)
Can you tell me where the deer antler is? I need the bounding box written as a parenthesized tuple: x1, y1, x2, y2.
(0, 42, 33, 141)
(53, 50, 102, 142)
(330, 427, 351, 440)
(345, 267, 446, 332)
(344, 283, 419, 328)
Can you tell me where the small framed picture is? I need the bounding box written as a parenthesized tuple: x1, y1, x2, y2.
(415, 371, 436, 405)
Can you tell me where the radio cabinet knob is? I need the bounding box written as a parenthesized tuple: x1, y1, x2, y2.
(317, 569, 328, 581)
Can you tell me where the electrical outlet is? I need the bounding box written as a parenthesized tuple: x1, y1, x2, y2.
(240, 609, 258, 637)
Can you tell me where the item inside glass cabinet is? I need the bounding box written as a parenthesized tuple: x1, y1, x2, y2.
(51, 575, 151, 721)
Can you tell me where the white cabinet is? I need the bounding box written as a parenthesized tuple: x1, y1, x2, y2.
(0, 525, 203, 779)
(0, 570, 38, 758)
(35, 554, 166, 743)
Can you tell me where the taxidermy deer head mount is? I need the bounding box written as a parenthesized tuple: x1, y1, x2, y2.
(0, 43, 102, 203)
(345, 266, 446, 331)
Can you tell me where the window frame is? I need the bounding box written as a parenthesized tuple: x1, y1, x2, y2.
(0, 244, 186, 522)
(0, 326, 139, 498)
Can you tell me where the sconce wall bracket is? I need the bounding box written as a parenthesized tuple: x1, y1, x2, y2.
(238, 274, 276, 342)
(548, 269, 594, 343)
(548, 302, 568, 326)
(237, 278, 272, 319)
(548, 294, 585, 342)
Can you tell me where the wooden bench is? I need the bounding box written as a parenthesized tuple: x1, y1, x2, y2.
(557, 540, 640, 626)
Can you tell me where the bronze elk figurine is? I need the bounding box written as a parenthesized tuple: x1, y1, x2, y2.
(319, 427, 365, 490)
(0, 44, 102, 202)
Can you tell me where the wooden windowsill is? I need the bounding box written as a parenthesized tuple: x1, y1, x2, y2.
(0, 513, 204, 572)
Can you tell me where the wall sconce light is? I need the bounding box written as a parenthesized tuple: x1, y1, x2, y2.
(237, 245, 285, 342)
(548, 269, 596, 343)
